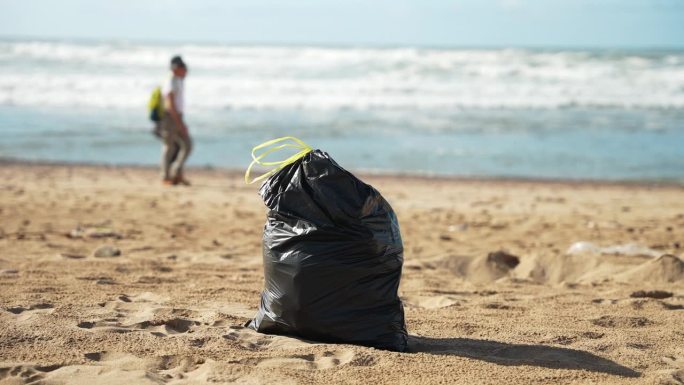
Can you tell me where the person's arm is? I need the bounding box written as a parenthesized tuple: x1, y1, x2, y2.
(165, 91, 189, 137)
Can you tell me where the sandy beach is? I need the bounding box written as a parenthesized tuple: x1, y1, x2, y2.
(1, 162, 683, 385)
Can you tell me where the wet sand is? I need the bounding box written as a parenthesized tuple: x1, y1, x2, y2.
(1, 162, 683, 384)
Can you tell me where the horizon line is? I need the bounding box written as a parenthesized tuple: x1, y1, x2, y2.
(2, 33, 684, 52)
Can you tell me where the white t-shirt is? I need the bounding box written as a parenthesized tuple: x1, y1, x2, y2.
(162, 75, 184, 114)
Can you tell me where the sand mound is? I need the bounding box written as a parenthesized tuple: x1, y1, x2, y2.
(616, 254, 684, 283)
(514, 249, 684, 285)
(468, 251, 520, 283)
(432, 251, 520, 283)
(514, 252, 606, 284)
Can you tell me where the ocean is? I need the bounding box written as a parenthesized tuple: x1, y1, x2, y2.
(1, 39, 683, 181)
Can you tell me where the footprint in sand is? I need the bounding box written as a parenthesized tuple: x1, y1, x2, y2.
(662, 354, 684, 384)
(580, 331, 605, 339)
(82, 352, 212, 383)
(5, 303, 54, 322)
(77, 293, 200, 336)
(76, 350, 319, 384)
(223, 327, 362, 371)
(0, 364, 61, 384)
(18, 352, 167, 385)
(223, 326, 313, 351)
(661, 302, 684, 310)
(6, 303, 53, 315)
(154, 355, 213, 383)
(235, 350, 355, 370)
(482, 302, 517, 310)
(630, 290, 673, 299)
(77, 293, 254, 337)
(591, 315, 653, 328)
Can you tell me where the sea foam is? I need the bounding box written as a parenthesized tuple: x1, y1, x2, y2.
(1, 40, 683, 110)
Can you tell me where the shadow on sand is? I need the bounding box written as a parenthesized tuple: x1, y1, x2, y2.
(408, 336, 640, 378)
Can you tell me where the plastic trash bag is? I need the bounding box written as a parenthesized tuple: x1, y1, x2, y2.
(245, 137, 408, 352)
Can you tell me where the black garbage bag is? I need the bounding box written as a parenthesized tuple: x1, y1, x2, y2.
(247, 149, 408, 352)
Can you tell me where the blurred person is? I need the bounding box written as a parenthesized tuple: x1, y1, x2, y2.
(160, 55, 192, 186)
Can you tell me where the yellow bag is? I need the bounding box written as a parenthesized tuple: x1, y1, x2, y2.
(147, 86, 164, 122)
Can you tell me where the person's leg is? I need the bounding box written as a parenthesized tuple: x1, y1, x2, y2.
(160, 115, 179, 183)
(169, 141, 180, 165)
(170, 133, 192, 184)
(163, 142, 181, 178)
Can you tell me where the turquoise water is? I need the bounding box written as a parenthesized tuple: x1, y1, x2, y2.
(2, 105, 683, 181)
(1, 40, 684, 181)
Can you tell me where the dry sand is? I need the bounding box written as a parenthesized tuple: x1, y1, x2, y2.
(0, 162, 683, 384)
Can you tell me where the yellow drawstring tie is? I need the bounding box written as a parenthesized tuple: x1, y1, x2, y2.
(245, 136, 313, 184)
